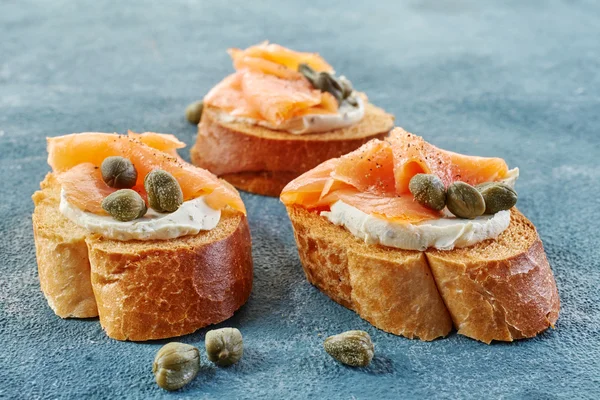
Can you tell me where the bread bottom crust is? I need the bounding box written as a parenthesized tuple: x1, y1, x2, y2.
(32, 174, 253, 341)
(286, 205, 560, 343)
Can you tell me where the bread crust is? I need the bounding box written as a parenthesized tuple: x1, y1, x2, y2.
(286, 205, 454, 341)
(32, 174, 98, 318)
(426, 211, 560, 344)
(32, 174, 253, 340)
(191, 101, 394, 196)
(286, 205, 559, 343)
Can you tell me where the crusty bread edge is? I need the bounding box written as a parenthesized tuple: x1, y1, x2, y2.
(286, 205, 560, 343)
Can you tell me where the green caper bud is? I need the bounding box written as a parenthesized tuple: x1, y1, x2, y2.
(316, 72, 344, 103)
(409, 174, 447, 211)
(100, 156, 137, 188)
(298, 63, 318, 86)
(323, 330, 374, 367)
(205, 328, 243, 367)
(152, 342, 200, 391)
(446, 181, 486, 219)
(477, 182, 518, 214)
(144, 169, 183, 213)
(101, 189, 147, 221)
(339, 76, 353, 98)
(185, 100, 204, 125)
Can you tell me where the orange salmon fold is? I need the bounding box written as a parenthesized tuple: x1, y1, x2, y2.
(48, 132, 246, 214)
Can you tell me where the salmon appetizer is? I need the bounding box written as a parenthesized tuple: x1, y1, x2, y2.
(33, 132, 254, 340)
(189, 41, 395, 197)
(48, 131, 245, 216)
(281, 127, 559, 344)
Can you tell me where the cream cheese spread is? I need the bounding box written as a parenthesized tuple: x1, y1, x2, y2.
(321, 168, 520, 251)
(214, 95, 365, 135)
(59, 189, 221, 241)
(322, 201, 511, 251)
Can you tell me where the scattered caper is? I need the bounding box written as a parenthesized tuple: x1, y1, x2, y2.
(152, 342, 200, 391)
(477, 182, 518, 214)
(446, 181, 486, 219)
(144, 169, 184, 213)
(409, 174, 447, 211)
(185, 100, 204, 125)
(205, 328, 244, 367)
(101, 189, 147, 221)
(101, 156, 137, 188)
(323, 330, 374, 367)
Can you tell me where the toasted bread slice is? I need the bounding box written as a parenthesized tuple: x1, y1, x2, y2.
(286, 205, 453, 341)
(32, 174, 253, 341)
(191, 102, 394, 197)
(286, 205, 559, 343)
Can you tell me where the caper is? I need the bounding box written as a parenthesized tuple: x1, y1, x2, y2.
(298, 63, 318, 84)
(323, 330, 374, 367)
(446, 181, 486, 219)
(185, 100, 204, 125)
(205, 328, 243, 367)
(409, 174, 447, 211)
(152, 342, 200, 391)
(477, 182, 518, 214)
(100, 156, 137, 188)
(298, 64, 348, 104)
(101, 189, 147, 221)
(144, 169, 183, 213)
(316, 72, 344, 103)
(339, 76, 353, 98)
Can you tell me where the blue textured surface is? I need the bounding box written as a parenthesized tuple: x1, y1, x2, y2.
(1, 1, 599, 399)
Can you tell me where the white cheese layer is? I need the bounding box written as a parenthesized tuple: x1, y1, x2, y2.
(320, 168, 519, 251)
(322, 201, 511, 251)
(59, 189, 221, 241)
(214, 95, 365, 134)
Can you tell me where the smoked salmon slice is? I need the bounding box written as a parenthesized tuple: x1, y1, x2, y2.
(281, 128, 511, 223)
(204, 42, 339, 127)
(48, 132, 246, 214)
(229, 41, 334, 76)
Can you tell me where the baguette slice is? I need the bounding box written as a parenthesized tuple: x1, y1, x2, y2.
(286, 205, 454, 341)
(191, 102, 394, 197)
(286, 205, 559, 343)
(32, 173, 253, 341)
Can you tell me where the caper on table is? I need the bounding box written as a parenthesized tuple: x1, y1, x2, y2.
(324, 330, 374, 367)
(101, 156, 137, 188)
(205, 327, 244, 367)
(476, 182, 518, 214)
(101, 189, 147, 221)
(409, 173, 447, 211)
(446, 181, 486, 219)
(185, 100, 204, 125)
(153, 342, 200, 391)
(144, 169, 184, 213)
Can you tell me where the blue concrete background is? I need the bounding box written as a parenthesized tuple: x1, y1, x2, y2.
(1, 0, 599, 399)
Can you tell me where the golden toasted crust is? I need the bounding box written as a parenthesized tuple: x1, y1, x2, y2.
(426, 210, 560, 344)
(32, 174, 98, 318)
(286, 206, 559, 343)
(190, 101, 394, 196)
(286, 205, 453, 341)
(32, 174, 253, 340)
